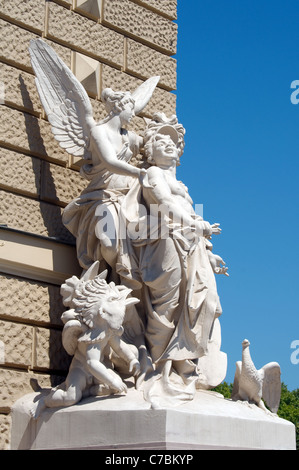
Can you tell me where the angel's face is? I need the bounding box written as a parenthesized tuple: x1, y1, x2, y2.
(119, 100, 135, 125)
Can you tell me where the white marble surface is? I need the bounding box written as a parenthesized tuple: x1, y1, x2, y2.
(11, 386, 296, 450)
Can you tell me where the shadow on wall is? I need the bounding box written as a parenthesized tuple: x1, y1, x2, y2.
(19, 76, 73, 384)
(18, 75, 74, 242)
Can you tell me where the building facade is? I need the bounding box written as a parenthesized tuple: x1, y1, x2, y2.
(0, 0, 177, 449)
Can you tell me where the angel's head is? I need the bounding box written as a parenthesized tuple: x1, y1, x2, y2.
(144, 113, 185, 166)
(70, 275, 139, 331)
(101, 88, 135, 125)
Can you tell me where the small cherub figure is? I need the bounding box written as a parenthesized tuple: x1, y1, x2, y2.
(31, 262, 140, 419)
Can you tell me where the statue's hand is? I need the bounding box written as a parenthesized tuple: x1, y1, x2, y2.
(129, 358, 141, 376)
(211, 223, 221, 234)
(139, 168, 147, 180)
(195, 220, 212, 237)
(210, 253, 229, 276)
(110, 374, 128, 394)
(139, 168, 153, 188)
(215, 266, 229, 276)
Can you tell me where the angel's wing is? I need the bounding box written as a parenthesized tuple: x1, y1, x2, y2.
(29, 39, 97, 159)
(261, 362, 281, 413)
(132, 76, 160, 115)
(60, 275, 81, 307)
(60, 262, 107, 308)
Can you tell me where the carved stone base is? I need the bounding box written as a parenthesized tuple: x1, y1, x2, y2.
(11, 386, 296, 450)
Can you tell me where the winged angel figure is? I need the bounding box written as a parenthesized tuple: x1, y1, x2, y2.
(29, 39, 159, 272)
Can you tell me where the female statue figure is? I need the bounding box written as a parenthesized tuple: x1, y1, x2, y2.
(117, 114, 228, 401)
(29, 38, 159, 273)
(61, 87, 147, 274)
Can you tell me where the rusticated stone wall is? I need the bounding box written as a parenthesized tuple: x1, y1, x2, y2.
(0, 0, 177, 449)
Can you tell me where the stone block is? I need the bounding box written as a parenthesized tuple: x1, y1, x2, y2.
(89, 96, 106, 121)
(0, 368, 65, 412)
(52, 0, 72, 5)
(0, 20, 39, 72)
(128, 115, 146, 137)
(0, 63, 42, 114)
(102, 65, 176, 117)
(0, 190, 74, 244)
(132, 0, 177, 20)
(11, 388, 297, 450)
(74, 0, 101, 20)
(0, 0, 45, 33)
(40, 161, 86, 206)
(34, 327, 71, 372)
(125, 38, 176, 90)
(0, 148, 41, 197)
(73, 52, 101, 98)
(0, 413, 10, 450)
(0, 320, 33, 367)
(102, 0, 177, 54)
(0, 22, 72, 73)
(0, 274, 63, 326)
(46, 2, 123, 68)
(0, 107, 68, 164)
(0, 227, 81, 285)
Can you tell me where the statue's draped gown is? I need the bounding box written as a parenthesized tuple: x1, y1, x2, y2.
(62, 131, 140, 271)
(116, 179, 222, 366)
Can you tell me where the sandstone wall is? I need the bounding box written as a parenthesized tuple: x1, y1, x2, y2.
(0, 0, 177, 449)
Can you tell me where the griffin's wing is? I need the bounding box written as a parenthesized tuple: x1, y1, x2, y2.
(261, 362, 281, 413)
(60, 275, 81, 307)
(131, 76, 160, 115)
(29, 39, 96, 159)
(80, 261, 106, 282)
(62, 319, 86, 356)
(231, 360, 242, 399)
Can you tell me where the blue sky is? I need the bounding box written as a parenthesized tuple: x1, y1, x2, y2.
(175, 0, 299, 390)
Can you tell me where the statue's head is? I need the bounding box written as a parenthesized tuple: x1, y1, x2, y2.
(61, 263, 139, 331)
(143, 113, 185, 166)
(101, 88, 135, 122)
(71, 276, 139, 330)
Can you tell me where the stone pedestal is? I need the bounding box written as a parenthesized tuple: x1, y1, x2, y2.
(10, 387, 296, 450)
